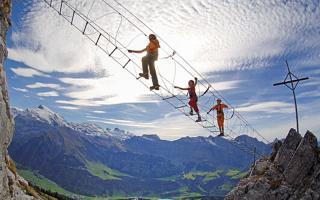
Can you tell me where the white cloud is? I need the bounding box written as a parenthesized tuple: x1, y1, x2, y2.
(37, 91, 59, 97)
(56, 99, 97, 107)
(8, 0, 320, 107)
(297, 90, 320, 99)
(92, 110, 106, 114)
(211, 80, 242, 91)
(57, 77, 241, 107)
(26, 82, 61, 89)
(127, 104, 148, 113)
(87, 110, 212, 140)
(11, 0, 320, 73)
(301, 78, 320, 87)
(259, 112, 320, 141)
(13, 87, 28, 93)
(6, 0, 320, 142)
(59, 106, 79, 110)
(9, 0, 320, 109)
(237, 101, 294, 114)
(8, 0, 103, 74)
(313, 69, 320, 74)
(88, 118, 158, 129)
(58, 76, 158, 105)
(11, 67, 50, 77)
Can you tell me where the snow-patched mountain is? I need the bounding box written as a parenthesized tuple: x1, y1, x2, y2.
(106, 127, 134, 140)
(69, 122, 134, 140)
(12, 105, 134, 140)
(12, 105, 68, 127)
(69, 122, 111, 137)
(9, 105, 272, 197)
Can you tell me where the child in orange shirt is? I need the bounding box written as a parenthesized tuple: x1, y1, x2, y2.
(207, 98, 228, 136)
(128, 34, 160, 90)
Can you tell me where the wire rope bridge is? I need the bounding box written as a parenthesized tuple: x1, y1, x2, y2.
(42, 0, 270, 158)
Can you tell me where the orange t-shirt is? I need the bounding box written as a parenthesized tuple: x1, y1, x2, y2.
(147, 39, 160, 53)
(212, 104, 228, 116)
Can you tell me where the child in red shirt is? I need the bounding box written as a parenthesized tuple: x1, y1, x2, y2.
(174, 77, 201, 122)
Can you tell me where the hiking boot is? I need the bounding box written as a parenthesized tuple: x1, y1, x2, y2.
(218, 132, 225, 137)
(195, 117, 201, 122)
(139, 73, 149, 79)
(189, 110, 194, 116)
(150, 85, 160, 90)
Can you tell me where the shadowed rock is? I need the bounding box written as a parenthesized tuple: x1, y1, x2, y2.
(274, 128, 302, 171)
(284, 131, 318, 186)
(270, 140, 282, 162)
(0, 1, 39, 199)
(225, 129, 320, 200)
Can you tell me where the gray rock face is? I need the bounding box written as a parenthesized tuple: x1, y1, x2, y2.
(225, 129, 320, 200)
(284, 131, 318, 186)
(270, 140, 282, 162)
(274, 128, 302, 171)
(0, 1, 14, 198)
(0, 1, 36, 199)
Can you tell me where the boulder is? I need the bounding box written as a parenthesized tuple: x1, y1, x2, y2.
(284, 131, 318, 186)
(274, 128, 302, 170)
(225, 130, 320, 200)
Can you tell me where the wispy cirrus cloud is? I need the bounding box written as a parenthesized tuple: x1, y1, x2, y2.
(87, 111, 208, 140)
(11, 67, 50, 77)
(237, 101, 294, 114)
(58, 106, 79, 110)
(92, 110, 106, 114)
(26, 82, 62, 89)
(88, 118, 158, 129)
(37, 91, 59, 97)
(58, 76, 158, 106)
(13, 87, 28, 93)
(10, 1, 320, 73)
(7, 0, 320, 107)
(210, 80, 243, 91)
(301, 78, 320, 87)
(56, 77, 241, 108)
(56, 99, 96, 107)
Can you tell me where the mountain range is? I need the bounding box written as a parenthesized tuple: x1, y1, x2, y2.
(9, 105, 271, 198)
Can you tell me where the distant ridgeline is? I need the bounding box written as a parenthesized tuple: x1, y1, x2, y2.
(9, 106, 271, 198)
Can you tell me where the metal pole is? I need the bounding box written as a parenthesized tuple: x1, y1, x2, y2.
(286, 61, 299, 133)
(292, 89, 299, 133)
(285, 60, 290, 73)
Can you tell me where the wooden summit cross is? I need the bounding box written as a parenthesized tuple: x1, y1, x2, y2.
(273, 60, 309, 133)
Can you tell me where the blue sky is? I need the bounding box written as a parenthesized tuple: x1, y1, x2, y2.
(4, 0, 320, 140)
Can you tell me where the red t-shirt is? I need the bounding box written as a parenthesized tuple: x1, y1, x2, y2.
(188, 86, 197, 99)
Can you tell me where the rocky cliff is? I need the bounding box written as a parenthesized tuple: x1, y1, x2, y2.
(225, 128, 320, 200)
(0, 1, 47, 199)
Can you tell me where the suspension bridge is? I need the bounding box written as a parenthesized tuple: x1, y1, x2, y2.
(40, 0, 270, 158)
